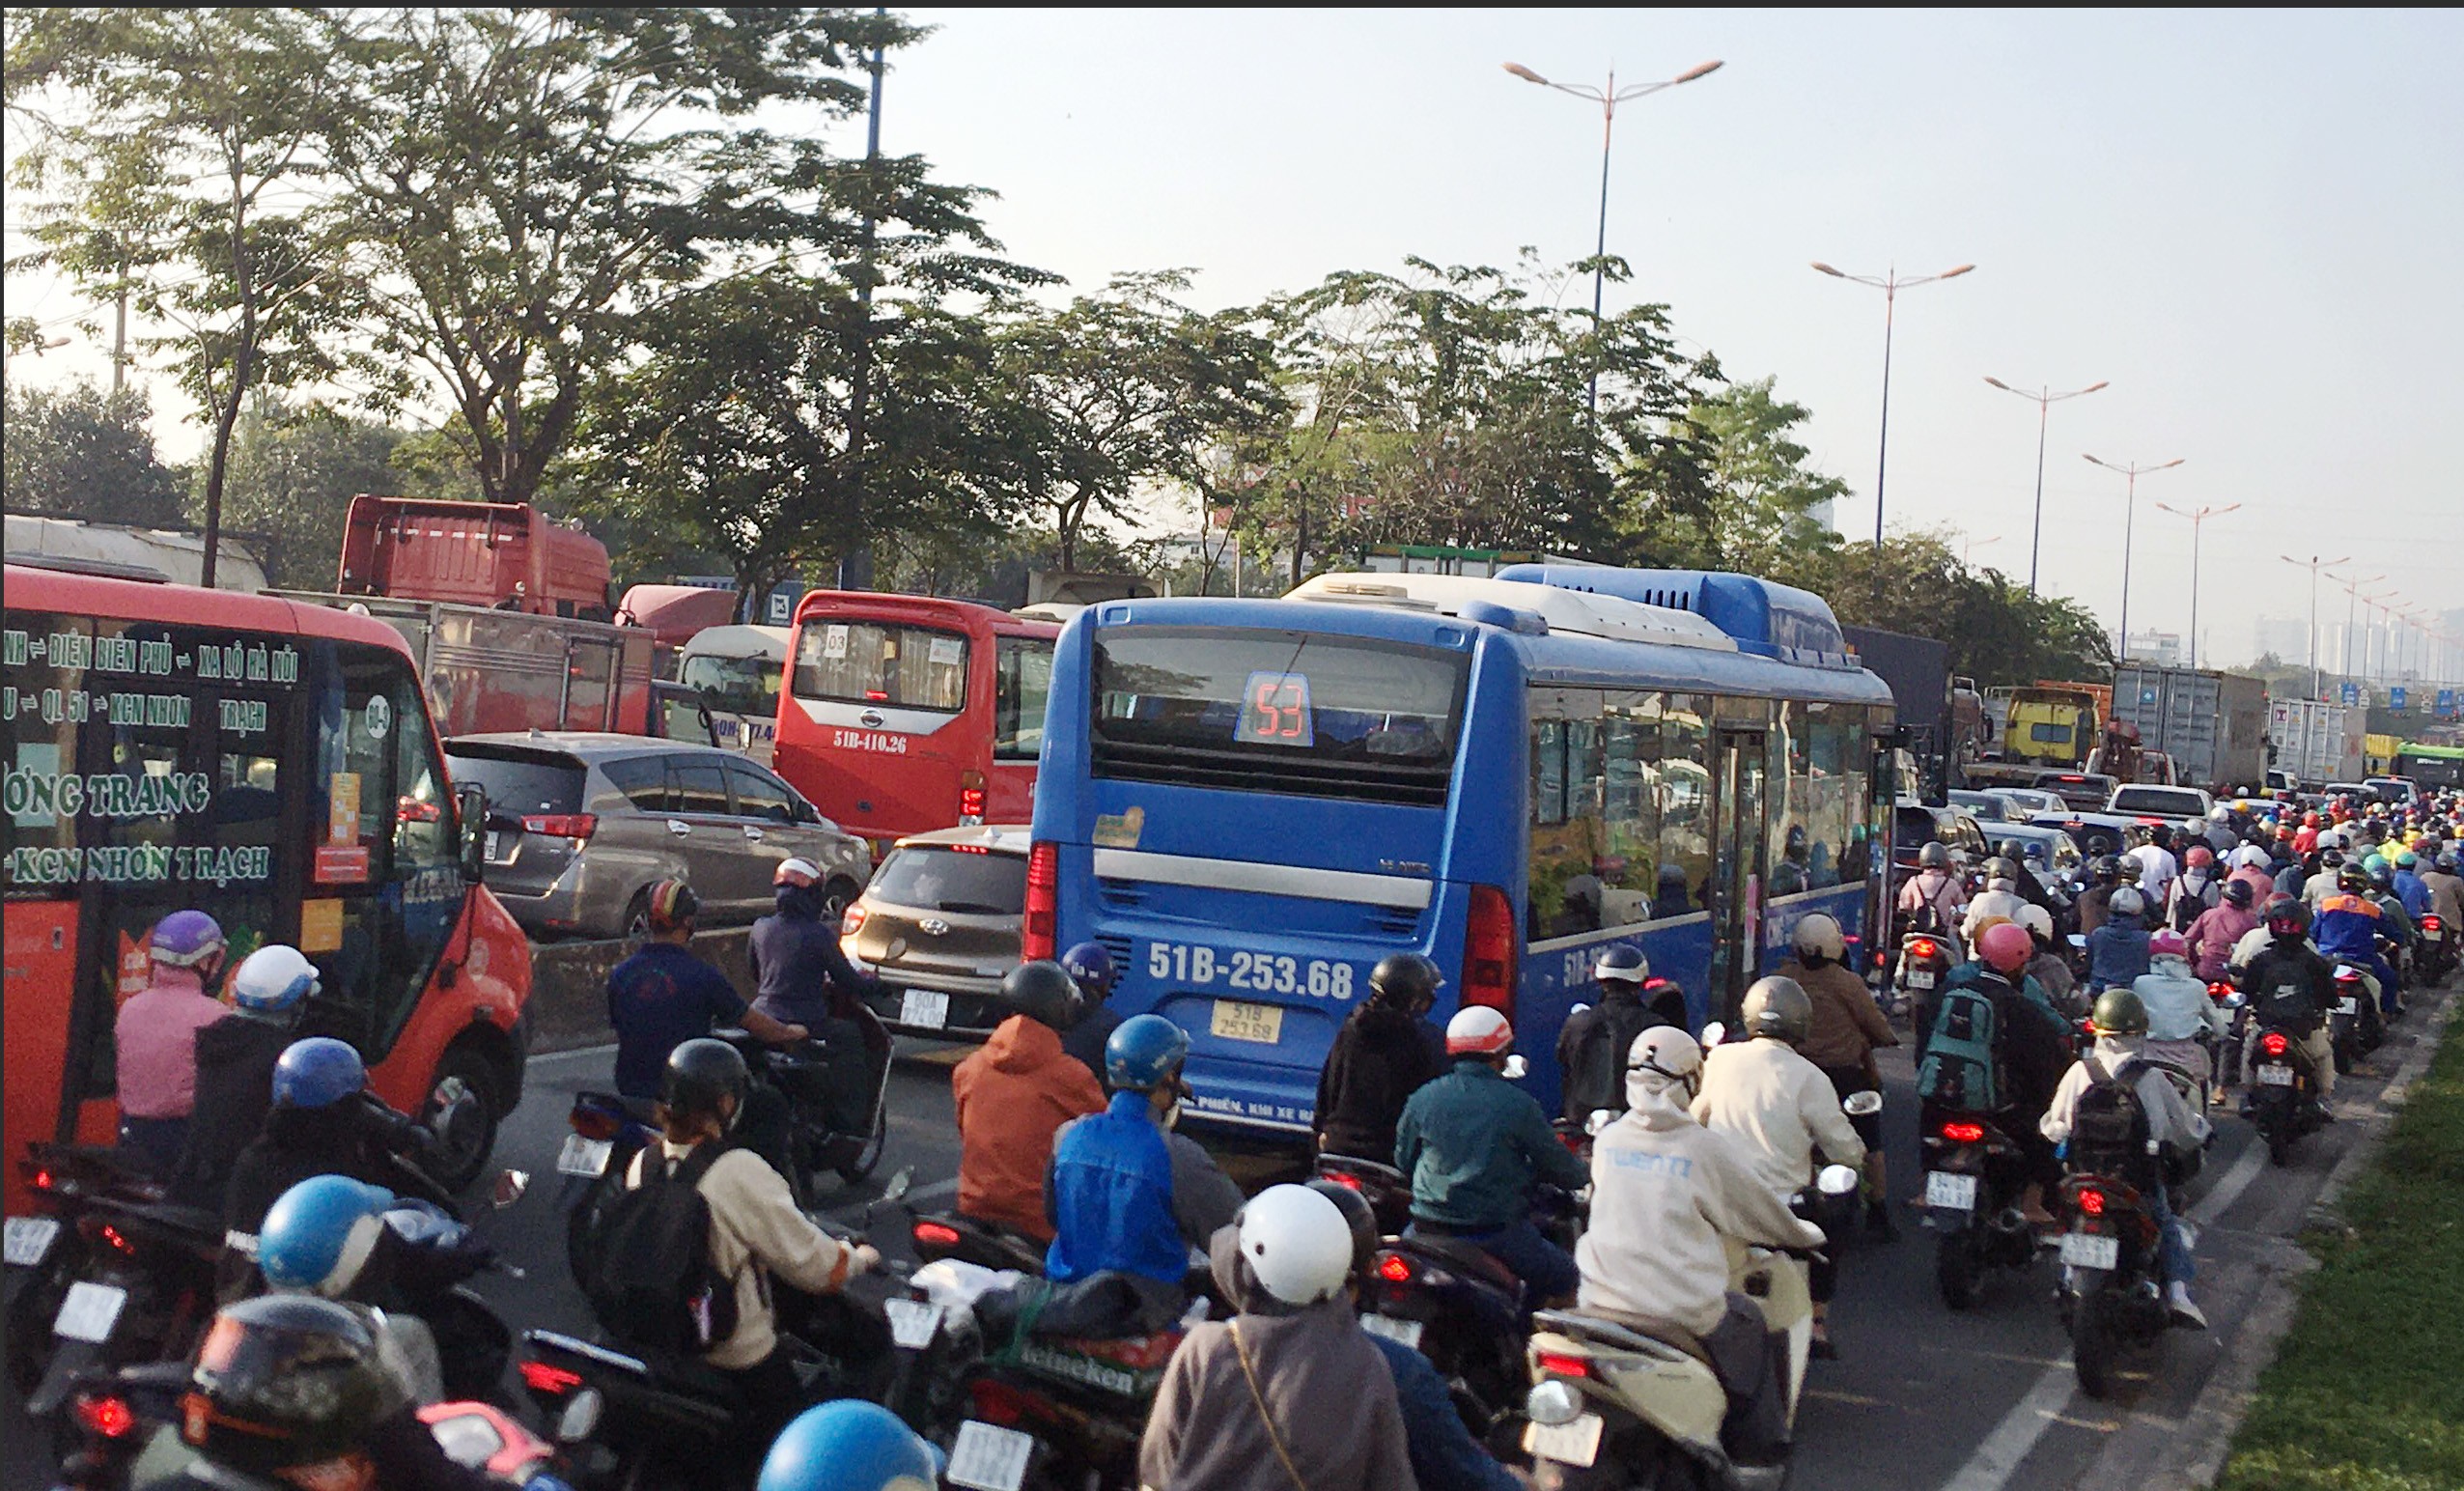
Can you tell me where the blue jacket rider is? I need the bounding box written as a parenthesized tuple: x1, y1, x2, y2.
(2313, 864, 2400, 1014)
(2085, 887, 2153, 991)
(1046, 1015, 1243, 1288)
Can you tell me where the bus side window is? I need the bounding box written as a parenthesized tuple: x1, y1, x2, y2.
(994, 636, 1054, 761)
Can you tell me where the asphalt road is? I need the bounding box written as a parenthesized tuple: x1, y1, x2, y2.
(8, 975, 2451, 1491)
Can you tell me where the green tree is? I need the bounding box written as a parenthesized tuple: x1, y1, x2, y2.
(1, 379, 184, 527)
(1785, 529, 2114, 687)
(7, 7, 361, 586)
(1671, 378, 1847, 573)
(200, 397, 405, 588)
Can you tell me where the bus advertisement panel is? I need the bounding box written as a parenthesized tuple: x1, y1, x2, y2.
(771, 592, 1059, 848)
(4, 565, 531, 1211)
(1027, 571, 1893, 1136)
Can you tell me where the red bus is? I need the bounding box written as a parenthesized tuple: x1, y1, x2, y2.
(770, 592, 1061, 849)
(4, 563, 533, 1212)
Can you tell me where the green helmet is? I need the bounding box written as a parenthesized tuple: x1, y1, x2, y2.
(1739, 976, 1813, 1047)
(2089, 987, 2149, 1038)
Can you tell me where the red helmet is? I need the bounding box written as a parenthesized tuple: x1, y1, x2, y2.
(2185, 846, 2214, 868)
(1977, 920, 2033, 975)
(1444, 1006, 1514, 1056)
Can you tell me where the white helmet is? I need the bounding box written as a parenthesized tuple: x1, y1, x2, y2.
(1791, 913, 1846, 962)
(232, 944, 320, 1016)
(1626, 1026, 1703, 1088)
(1232, 1184, 1354, 1308)
(2110, 886, 2146, 918)
(2017, 904, 2055, 942)
(2208, 804, 2231, 823)
(1444, 1005, 1514, 1056)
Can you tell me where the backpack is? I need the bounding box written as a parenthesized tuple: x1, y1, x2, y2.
(1554, 999, 1662, 1124)
(2065, 1060, 2156, 1189)
(574, 1141, 741, 1357)
(1916, 979, 2001, 1111)
(2170, 876, 2218, 933)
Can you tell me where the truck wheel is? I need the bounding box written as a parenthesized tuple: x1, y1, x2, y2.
(425, 1044, 502, 1194)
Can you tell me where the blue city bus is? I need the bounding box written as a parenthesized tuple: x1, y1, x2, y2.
(1024, 567, 1896, 1138)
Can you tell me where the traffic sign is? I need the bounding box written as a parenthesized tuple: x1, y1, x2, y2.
(2391, 687, 2408, 710)
(2439, 689, 2458, 718)
(2340, 683, 2362, 706)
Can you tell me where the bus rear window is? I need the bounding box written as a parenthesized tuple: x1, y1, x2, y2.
(444, 748, 585, 815)
(792, 621, 966, 712)
(1090, 628, 1466, 806)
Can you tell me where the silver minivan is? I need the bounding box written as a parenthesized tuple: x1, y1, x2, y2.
(445, 732, 871, 939)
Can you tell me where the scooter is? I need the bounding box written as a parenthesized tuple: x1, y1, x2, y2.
(1920, 1110, 2039, 1310)
(1520, 1166, 1859, 1491)
(1363, 1224, 1541, 1451)
(14, 1161, 225, 1425)
(715, 1018, 893, 1204)
(2419, 911, 2453, 984)
(2244, 1021, 2330, 1167)
(908, 1209, 1049, 1276)
(1314, 1152, 1414, 1238)
(1892, 933, 1955, 1023)
(2054, 1171, 2172, 1400)
(2324, 965, 2374, 1074)
(556, 1090, 661, 1283)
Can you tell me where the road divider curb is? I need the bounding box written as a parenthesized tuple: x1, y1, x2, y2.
(523, 927, 754, 1053)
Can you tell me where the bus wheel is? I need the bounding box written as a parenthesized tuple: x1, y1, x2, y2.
(424, 1045, 501, 1193)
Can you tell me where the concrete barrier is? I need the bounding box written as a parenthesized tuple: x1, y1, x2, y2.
(522, 927, 756, 1054)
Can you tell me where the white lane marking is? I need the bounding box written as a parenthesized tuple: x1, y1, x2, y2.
(1939, 1364, 2078, 1491)
(527, 1043, 618, 1066)
(2187, 1137, 2268, 1226)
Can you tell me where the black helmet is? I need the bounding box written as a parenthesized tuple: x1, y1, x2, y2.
(2092, 854, 2125, 884)
(2264, 894, 2308, 937)
(2338, 863, 2371, 894)
(1001, 960, 1082, 1031)
(1302, 1177, 1377, 1279)
(2222, 879, 2254, 909)
(1592, 943, 1650, 985)
(1918, 842, 1952, 869)
(662, 1037, 749, 1127)
(1369, 953, 1443, 1012)
(1997, 838, 2026, 861)
(183, 1294, 405, 1475)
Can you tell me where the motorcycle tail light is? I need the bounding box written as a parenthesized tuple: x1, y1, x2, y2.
(32, 1167, 56, 1192)
(1941, 1121, 1985, 1143)
(969, 1376, 1045, 1428)
(1910, 939, 1939, 962)
(2078, 1188, 2107, 1218)
(1375, 1252, 1414, 1284)
(569, 1106, 622, 1142)
(2425, 915, 2444, 933)
(518, 1361, 583, 1395)
(913, 1221, 962, 1250)
(2262, 1031, 2291, 1057)
(75, 1393, 137, 1439)
(1325, 1171, 1363, 1192)
(1535, 1352, 1593, 1380)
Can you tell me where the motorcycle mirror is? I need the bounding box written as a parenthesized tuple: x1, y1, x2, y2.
(1816, 1164, 1862, 1196)
(2226, 992, 2247, 1009)
(1700, 1021, 1727, 1049)
(490, 1170, 529, 1209)
(1501, 1055, 1529, 1082)
(2067, 934, 2088, 950)
(1569, 1002, 1593, 1017)
(556, 1387, 604, 1445)
(1586, 1108, 1615, 1137)
(1842, 1090, 1884, 1118)
(881, 1167, 913, 1205)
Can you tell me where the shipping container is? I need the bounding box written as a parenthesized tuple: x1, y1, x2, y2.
(2110, 665, 2270, 792)
(2267, 697, 2367, 784)
(338, 495, 613, 617)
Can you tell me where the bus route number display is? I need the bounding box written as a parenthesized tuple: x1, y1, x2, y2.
(1235, 671, 1313, 746)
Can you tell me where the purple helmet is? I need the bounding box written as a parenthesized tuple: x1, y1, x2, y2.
(149, 910, 227, 969)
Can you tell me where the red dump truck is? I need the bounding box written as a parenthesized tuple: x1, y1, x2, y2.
(338, 495, 614, 618)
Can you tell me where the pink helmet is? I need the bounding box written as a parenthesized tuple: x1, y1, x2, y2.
(2185, 846, 2214, 868)
(2149, 929, 2190, 960)
(1976, 920, 2034, 975)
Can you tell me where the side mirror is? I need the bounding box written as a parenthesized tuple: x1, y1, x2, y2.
(1502, 1054, 1529, 1082)
(1569, 1002, 1593, 1017)
(490, 1169, 529, 1208)
(1842, 1089, 1884, 1118)
(456, 784, 489, 885)
(1585, 1108, 1615, 1137)
(2067, 934, 2088, 950)
(1700, 1021, 1727, 1049)
(1815, 1164, 1862, 1196)
(881, 1166, 913, 1206)
(2225, 992, 2247, 1009)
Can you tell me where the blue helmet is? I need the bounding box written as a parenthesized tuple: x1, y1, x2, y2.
(258, 1175, 392, 1297)
(1105, 1014, 1190, 1093)
(758, 1400, 939, 1491)
(272, 1038, 366, 1110)
(1060, 941, 1117, 999)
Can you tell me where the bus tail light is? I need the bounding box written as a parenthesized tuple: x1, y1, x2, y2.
(520, 813, 597, 842)
(1022, 841, 1058, 961)
(959, 771, 986, 826)
(1462, 885, 1516, 1015)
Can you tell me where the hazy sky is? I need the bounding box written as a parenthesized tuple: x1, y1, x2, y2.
(10, 8, 2459, 672)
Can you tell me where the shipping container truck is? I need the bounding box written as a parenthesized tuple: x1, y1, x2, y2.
(2109, 664, 2270, 793)
(1981, 685, 2100, 769)
(338, 495, 614, 618)
(2268, 697, 2367, 785)
(1841, 623, 1952, 801)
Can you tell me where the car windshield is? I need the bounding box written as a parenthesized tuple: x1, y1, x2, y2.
(869, 846, 1028, 914)
(445, 747, 585, 814)
(2111, 787, 2204, 815)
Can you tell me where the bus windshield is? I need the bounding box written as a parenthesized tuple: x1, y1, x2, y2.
(679, 650, 781, 717)
(1090, 627, 1467, 805)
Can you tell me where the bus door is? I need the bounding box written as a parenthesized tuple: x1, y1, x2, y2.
(1708, 728, 1769, 1027)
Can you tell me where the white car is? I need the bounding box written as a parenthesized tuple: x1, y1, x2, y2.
(1988, 787, 2065, 817)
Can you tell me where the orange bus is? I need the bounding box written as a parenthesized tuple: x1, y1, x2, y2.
(3, 563, 532, 1213)
(769, 592, 1062, 850)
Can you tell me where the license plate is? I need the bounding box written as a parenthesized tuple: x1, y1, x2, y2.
(2337, 997, 2360, 1015)
(484, 830, 505, 862)
(884, 1297, 943, 1350)
(1210, 999, 1284, 1045)
(2257, 1064, 2295, 1086)
(1926, 1172, 1979, 1210)
(2058, 1232, 2119, 1270)
(5, 1216, 60, 1268)
(1359, 1312, 1425, 1349)
(54, 1281, 126, 1343)
(947, 1421, 1036, 1491)
(1524, 1411, 1606, 1468)
(1906, 969, 1937, 990)
(900, 989, 950, 1030)
(556, 1135, 613, 1177)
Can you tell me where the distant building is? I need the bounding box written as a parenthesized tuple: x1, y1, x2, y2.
(2253, 615, 2309, 665)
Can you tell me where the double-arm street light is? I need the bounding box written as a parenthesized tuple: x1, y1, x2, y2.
(2329, 571, 2385, 687)
(1811, 263, 1976, 581)
(2082, 454, 2183, 661)
(2280, 553, 2350, 700)
(1982, 376, 2108, 595)
(2151, 501, 2240, 669)
(1503, 58, 1723, 416)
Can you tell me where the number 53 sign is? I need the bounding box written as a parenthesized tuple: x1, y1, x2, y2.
(1235, 670, 1313, 746)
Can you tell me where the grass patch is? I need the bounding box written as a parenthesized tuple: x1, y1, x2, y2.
(2216, 1005, 2464, 1491)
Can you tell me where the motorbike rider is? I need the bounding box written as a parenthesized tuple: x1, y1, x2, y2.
(2202, 804, 2240, 857)
(1058, 941, 1125, 1077)
(1960, 859, 2032, 943)
(2187, 880, 2261, 984)
(2077, 854, 2128, 937)
(1576, 1027, 1826, 1468)
(134, 1293, 570, 1491)
(2391, 850, 2432, 920)
(1692, 977, 1865, 1356)
(2302, 845, 2346, 911)
(1996, 838, 2059, 919)
(1554, 943, 1687, 1126)
(114, 910, 233, 1174)
(2086, 886, 2154, 993)
(1395, 1006, 1591, 1306)
(748, 858, 883, 1137)
(1915, 922, 2074, 1227)
(1138, 1185, 1414, 1491)
(617, 1038, 879, 1442)
(171, 944, 320, 1211)
(2365, 859, 2418, 974)
(2424, 851, 2464, 960)
(1316, 952, 1447, 1159)
(2041, 989, 2212, 1330)
(2238, 896, 2338, 1105)
(225, 1038, 455, 1252)
(2314, 863, 2401, 1019)
(1045, 1014, 1244, 1292)
(2131, 930, 2230, 1097)
(2135, 828, 2180, 910)
(757, 1400, 942, 1491)
(952, 961, 1106, 1243)
(1773, 914, 1899, 1236)
(1897, 841, 1970, 958)
(2170, 846, 2224, 931)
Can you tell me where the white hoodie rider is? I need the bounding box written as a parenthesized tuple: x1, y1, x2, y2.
(2129, 931, 2229, 1090)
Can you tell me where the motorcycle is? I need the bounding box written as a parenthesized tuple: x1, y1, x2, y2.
(1362, 1220, 1544, 1452)
(2420, 911, 2453, 984)
(2054, 1172, 2171, 1400)
(714, 1019, 893, 1205)
(1892, 932, 1955, 1023)
(2244, 1022, 2329, 1167)
(2324, 966, 2374, 1075)
(1920, 1110, 2039, 1310)
(8, 1145, 165, 1394)
(1520, 1166, 1859, 1491)
(1314, 1151, 1414, 1238)
(909, 1209, 1049, 1276)
(556, 1090, 662, 1283)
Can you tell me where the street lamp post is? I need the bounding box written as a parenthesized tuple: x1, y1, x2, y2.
(1503, 58, 1723, 416)
(2279, 553, 2350, 700)
(1811, 262, 1976, 585)
(2152, 501, 2240, 669)
(2081, 454, 2183, 661)
(1982, 377, 2108, 595)
(2329, 572, 2384, 691)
